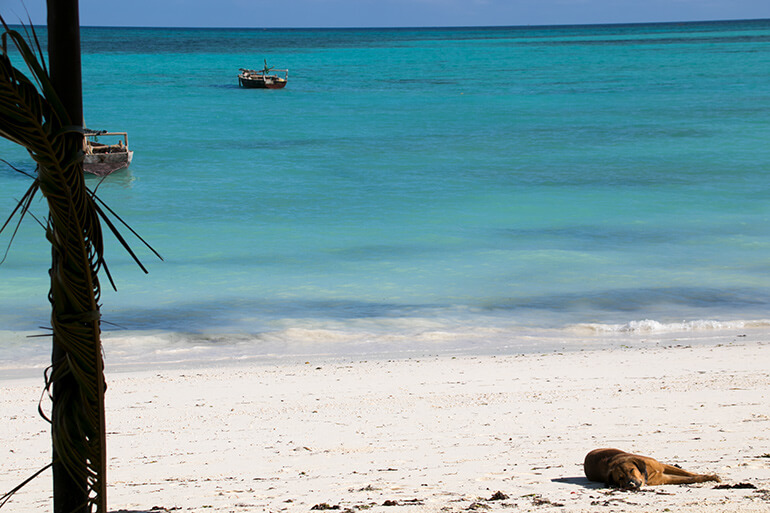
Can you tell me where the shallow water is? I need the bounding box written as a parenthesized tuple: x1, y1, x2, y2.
(1, 20, 770, 372)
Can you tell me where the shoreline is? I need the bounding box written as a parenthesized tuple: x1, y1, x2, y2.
(2, 318, 767, 381)
(2, 340, 769, 512)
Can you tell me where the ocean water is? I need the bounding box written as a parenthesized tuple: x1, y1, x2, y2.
(2, 20, 770, 374)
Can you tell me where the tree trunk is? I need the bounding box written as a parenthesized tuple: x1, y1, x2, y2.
(46, 2, 107, 513)
(48, 0, 83, 126)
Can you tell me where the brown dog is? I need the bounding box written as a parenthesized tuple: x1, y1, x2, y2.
(584, 448, 720, 489)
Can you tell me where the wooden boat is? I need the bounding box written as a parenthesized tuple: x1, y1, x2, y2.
(238, 60, 288, 89)
(83, 129, 133, 176)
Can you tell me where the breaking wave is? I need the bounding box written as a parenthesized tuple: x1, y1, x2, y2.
(571, 318, 770, 334)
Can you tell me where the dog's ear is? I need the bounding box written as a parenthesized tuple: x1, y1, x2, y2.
(634, 459, 648, 482)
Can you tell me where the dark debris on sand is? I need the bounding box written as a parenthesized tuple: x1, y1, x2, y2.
(714, 482, 758, 489)
(382, 498, 423, 507)
(521, 493, 564, 507)
(487, 491, 509, 501)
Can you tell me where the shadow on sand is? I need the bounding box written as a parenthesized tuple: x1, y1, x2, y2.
(552, 476, 602, 488)
(112, 509, 179, 513)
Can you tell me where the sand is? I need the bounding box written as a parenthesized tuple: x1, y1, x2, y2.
(2, 340, 769, 512)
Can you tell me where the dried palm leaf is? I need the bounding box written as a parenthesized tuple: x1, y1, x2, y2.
(1, 18, 159, 513)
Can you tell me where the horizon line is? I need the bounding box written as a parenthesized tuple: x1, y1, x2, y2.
(11, 16, 769, 32)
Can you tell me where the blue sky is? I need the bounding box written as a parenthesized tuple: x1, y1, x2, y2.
(5, 0, 770, 28)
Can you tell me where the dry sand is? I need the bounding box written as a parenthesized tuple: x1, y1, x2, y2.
(2, 340, 769, 512)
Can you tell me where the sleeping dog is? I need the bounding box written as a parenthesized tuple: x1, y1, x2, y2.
(584, 448, 720, 489)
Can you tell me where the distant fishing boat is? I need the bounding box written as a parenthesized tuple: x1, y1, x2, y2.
(83, 129, 133, 176)
(238, 60, 288, 89)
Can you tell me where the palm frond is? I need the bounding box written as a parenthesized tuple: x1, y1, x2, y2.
(0, 179, 38, 265)
(1, 17, 158, 513)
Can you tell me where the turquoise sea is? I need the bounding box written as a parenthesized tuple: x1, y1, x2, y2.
(2, 20, 770, 374)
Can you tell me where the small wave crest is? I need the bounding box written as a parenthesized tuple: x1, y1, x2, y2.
(571, 318, 770, 334)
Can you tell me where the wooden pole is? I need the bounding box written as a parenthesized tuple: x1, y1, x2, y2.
(47, 0, 83, 125)
(46, 3, 106, 513)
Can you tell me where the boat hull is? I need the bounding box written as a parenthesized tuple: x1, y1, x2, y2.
(238, 76, 287, 89)
(83, 150, 133, 176)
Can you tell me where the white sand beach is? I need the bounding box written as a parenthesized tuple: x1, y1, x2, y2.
(2, 340, 769, 512)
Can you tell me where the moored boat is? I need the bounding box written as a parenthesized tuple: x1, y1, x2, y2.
(83, 129, 133, 176)
(238, 60, 288, 89)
